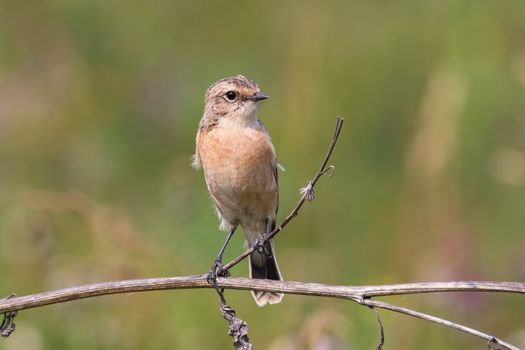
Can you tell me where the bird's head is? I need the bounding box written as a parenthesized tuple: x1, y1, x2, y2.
(204, 75, 268, 127)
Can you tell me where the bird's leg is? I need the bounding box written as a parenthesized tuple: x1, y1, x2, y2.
(207, 226, 236, 288)
(254, 218, 273, 258)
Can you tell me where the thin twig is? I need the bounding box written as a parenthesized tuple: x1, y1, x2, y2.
(354, 298, 518, 350)
(222, 116, 344, 271)
(0, 277, 522, 349)
(370, 307, 385, 350)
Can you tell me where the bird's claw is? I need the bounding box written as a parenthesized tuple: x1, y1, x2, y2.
(207, 259, 230, 287)
(253, 234, 273, 258)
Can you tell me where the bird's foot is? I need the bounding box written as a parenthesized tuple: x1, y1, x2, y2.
(206, 258, 230, 289)
(253, 233, 273, 258)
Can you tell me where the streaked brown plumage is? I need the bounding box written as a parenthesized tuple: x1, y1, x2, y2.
(193, 75, 283, 306)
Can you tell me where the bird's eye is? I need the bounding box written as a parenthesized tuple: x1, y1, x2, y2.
(224, 91, 238, 102)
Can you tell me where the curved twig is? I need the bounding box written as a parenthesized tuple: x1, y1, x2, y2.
(355, 298, 518, 350)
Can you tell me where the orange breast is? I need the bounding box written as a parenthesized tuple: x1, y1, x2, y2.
(197, 126, 278, 225)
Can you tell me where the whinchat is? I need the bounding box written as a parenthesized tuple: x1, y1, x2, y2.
(192, 75, 283, 307)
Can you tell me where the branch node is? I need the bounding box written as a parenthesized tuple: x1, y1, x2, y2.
(352, 296, 366, 305)
(1, 294, 18, 338)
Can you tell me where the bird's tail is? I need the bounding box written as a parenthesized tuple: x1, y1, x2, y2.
(248, 240, 284, 307)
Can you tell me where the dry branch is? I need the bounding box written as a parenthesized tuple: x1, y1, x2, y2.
(2, 117, 523, 349)
(1, 277, 523, 349)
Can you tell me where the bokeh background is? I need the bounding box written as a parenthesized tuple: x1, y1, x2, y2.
(1, 0, 524, 349)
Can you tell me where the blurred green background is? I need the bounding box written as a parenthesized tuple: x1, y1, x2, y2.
(1, 0, 524, 349)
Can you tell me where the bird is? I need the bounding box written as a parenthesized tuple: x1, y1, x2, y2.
(192, 75, 283, 307)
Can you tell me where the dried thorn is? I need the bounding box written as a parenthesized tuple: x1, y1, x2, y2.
(1, 294, 18, 338)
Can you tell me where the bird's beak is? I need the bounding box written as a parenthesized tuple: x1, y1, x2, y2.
(249, 91, 269, 101)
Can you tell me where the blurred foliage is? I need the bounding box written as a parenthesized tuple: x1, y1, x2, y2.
(1, 0, 524, 349)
